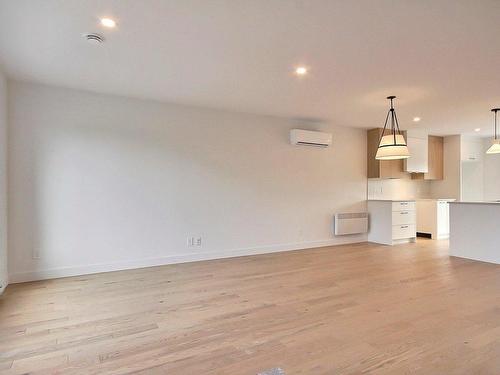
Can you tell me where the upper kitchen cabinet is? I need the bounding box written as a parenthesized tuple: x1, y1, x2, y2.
(367, 128, 407, 179)
(404, 130, 429, 174)
(461, 136, 483, 162)
(412, 135, 444, 180)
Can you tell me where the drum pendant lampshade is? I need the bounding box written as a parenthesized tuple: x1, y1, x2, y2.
(375, 96, 410, 160)
(486, 108, 500, 154)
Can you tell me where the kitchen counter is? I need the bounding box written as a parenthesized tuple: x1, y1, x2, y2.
(449, 201, 500, 205)
(367, 199, 416, 202)
(417, 198, 456, 201)
(449, 202, 500, 264)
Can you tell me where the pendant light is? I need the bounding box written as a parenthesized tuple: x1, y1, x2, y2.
(486, 108, 500, 154)
(375, 96, 410, 160)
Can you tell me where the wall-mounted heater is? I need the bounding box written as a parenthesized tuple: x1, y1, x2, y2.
(334, 212, 368, 235)
(290, 129, 332, 147)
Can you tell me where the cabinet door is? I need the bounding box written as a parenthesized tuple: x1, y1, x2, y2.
(380, 159, 406, 179)
(392, 210, 416, 225)
(411, 136, 444, 180)
(392, 201, 416, 211)
(405, 137, 428, 173)
(426, 136, 444, 180)
(437, 201, 450, 237)
(461, 139, 483, 162)
(392, 224, 416, 240)
(367, 128, 406, 179)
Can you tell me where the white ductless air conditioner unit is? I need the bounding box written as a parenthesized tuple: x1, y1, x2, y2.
(290, 129, 332, 148)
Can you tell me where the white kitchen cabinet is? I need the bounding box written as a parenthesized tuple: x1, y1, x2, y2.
(461, 137, 483, 162)
(368, 200, 417, 245)
(392, 201, 416, 211)
(392, 210, 416, 225)
(460, 136, 484, 201)
(416, 199, 453, 239)
(405, 135, 428, 173)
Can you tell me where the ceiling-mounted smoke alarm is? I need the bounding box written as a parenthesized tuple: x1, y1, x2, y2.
(83, 33, 105, 44)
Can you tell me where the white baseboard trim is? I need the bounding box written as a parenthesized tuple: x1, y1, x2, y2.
(9, 237, 366, 283)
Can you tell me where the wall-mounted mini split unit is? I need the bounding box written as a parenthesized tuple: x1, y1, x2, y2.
(290, 129, 332, 147)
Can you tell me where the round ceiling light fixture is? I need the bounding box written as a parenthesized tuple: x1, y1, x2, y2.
(100, 18, 116, 28)
(83, 33, 105, 44)
(295, 66, 308, 76)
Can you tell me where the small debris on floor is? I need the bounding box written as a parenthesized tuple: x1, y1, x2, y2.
(258, 368, 285, 375)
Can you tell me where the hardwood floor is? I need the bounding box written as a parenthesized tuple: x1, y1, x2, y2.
(1, 240, 499, 374)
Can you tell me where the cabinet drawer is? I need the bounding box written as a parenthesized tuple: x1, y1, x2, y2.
(392, 224, 416, 240)
(392, 201, 415, 211)
(392, 210, 416, 225)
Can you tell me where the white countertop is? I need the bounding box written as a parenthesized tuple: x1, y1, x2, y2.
(449, 201, 500, 205)
(367, 199, 415, 202)
(417, 198, 456, 201)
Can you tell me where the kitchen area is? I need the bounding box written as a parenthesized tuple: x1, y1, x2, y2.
(366, 128, 500, 264)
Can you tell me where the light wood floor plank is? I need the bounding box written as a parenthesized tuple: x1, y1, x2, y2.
(0, 239, 499, 374)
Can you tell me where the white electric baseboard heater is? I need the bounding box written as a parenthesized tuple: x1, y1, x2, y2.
(334, 212, 368, 235)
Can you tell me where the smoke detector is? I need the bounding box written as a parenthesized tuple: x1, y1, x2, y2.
(83, 33, 105, 44)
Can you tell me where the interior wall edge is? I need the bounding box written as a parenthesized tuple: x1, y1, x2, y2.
(0, 67, 8, 294)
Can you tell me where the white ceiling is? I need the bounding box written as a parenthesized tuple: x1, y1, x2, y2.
(1, 0, 500, 136)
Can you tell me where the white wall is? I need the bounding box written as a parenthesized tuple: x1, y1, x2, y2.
(8, 81, 367, 282)
(367, 178, 430, 200)
(429, 135, 461, 200)
(483, 138, 500, 201)
(0, 69, 7, 293)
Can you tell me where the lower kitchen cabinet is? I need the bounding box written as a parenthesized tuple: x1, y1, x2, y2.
(368, 200, 417, 245)
(416, 199, 453, 239)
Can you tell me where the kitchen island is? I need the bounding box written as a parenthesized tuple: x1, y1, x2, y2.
(449, 201, 500, 264)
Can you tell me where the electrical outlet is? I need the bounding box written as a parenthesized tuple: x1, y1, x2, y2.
(187, 236, 202, 247)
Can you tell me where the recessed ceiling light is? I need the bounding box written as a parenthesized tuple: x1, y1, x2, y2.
(295, 66, 308, 76)
(413, 117, 421, 122)
(475, 128, 481, 132)
(100, 18, 116, 28)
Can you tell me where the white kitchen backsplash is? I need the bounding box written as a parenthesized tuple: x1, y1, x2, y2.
(368, 178, 431, 200)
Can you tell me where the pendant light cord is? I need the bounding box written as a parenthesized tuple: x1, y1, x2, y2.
(495, 109, 498, 140)
(390, 97, 396, 145)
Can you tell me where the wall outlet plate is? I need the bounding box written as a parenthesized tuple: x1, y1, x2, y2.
(187, 236, 202, 247)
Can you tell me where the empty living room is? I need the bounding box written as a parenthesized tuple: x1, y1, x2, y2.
(0, 1, 499, 374)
